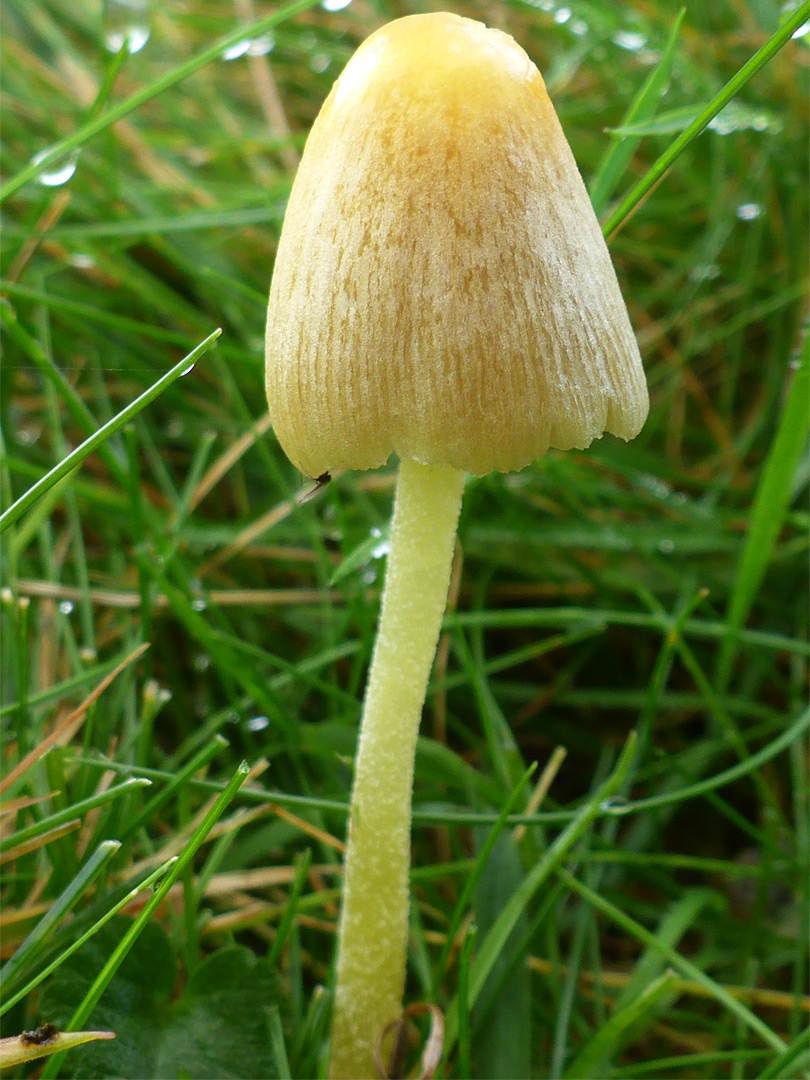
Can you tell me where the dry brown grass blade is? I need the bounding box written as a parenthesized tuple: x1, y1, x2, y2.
(189, 411, 273, 511)
(0, 820, 81, 864)
(527, 955, 810, 1013)
(0, 642, 149, 795)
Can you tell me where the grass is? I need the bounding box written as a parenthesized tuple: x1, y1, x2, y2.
(1, 0, 808, 1077)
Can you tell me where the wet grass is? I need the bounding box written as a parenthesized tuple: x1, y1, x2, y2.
(1, 0, 808, 1077)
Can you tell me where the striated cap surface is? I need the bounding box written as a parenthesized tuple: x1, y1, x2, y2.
(265, 12, 649, 477)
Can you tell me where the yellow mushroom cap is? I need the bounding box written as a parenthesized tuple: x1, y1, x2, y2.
(265, 11, 649, 477)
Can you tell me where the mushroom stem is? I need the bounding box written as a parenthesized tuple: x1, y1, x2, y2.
(329, 457, 465, 1079)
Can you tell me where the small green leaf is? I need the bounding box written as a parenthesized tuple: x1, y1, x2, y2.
(40, 921, 283, 1079)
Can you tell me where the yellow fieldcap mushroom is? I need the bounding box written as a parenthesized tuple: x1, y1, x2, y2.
(265, 12, 648, 479)
(264, 12, 648, 1079)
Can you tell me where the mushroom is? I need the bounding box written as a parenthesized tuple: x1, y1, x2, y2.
(264, 12, 648, 1078)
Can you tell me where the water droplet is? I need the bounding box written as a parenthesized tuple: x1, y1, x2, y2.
(16, 425, 42, 446)
(310, 53, 331, 74)
(0, 587, 13, 605)
(689, 263, 720, 283)
(31, 147, 79, 187)
(191, 598, 207, 612)
(323, 0, 352, 9)
(371, 539, 391, 559)
(248, 34, 275, 56)
(79, 646, 98, 662)
(612, 29, 646, 51)
(223, 39, 252, 61)
(158, 687, 172, 704)
(225, 710, 241, 725)
(640, 474, 671, 499)
(792, 20, 809, 38)
(658, 539, 675, 554)
(106, 25, 150, 53)
(58, 600, 74, 614)
(181, 361, 195, 376)
(708, 102, 782, 136)
(247, 715, 270, 732)
(166, 417, 184, 438)
(600, 795, 630, 813)
(736, 202, 763, 222)
(570, 19, 589, 36)
(105, 0, 150, 54)
(193, 653, 211, 672)
(553, 7, 572, 24)
(360, 567, 377, 585)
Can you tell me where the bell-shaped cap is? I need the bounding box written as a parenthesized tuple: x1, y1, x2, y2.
(265, 12, 648, 477)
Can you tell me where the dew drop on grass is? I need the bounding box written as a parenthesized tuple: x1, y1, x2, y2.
(553, 7, 572, 24)
(736, 202, 763, 222)
(323, 0, 352, 10)
(310, 53, 331, 73)
(191, 597, 207, 611)
(570, 19, 589, 36)
(690, 263, 720, 283)
(640, 474, 671, 499)
(246, 715, 270, 732)
(193, 653, 211, 672)
(223, 40, 251, 60)
(58, 600, 74, 614)
(105, 0, 150, 54)
(249, 34, 275, 55)
(32, 147, 79, 187)
(612, 29, 646, 51)
(180, 361, 195, 376)
(600, 795, 630, 813)
(658, 539, 675, 554)
(16, 425, 42, 446)
(709, 102, 782, 136)
(80, 646, 98, 663)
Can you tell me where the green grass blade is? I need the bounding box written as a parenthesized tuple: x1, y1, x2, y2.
(0, 859, 177, 1017)
(267, 848, 313, 968)
(0, 779, 150, 853)
(612, 890, 715, 1010)
(430, 765, 535, 999)
(560, 870, 787, 1053)
(718, 337, 810, 687)
(755, 1026, 810, 1079)
(602, 1, 810, 237)
(443, 732, 637, 1053)
(0, 840, 120, 991)
(0, 328, 221, 534)
(39, 761, 251, 1080)
(590, 8, 685, 216)
(0, 0, 320, 203)
(563, 970, 680, 1079)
